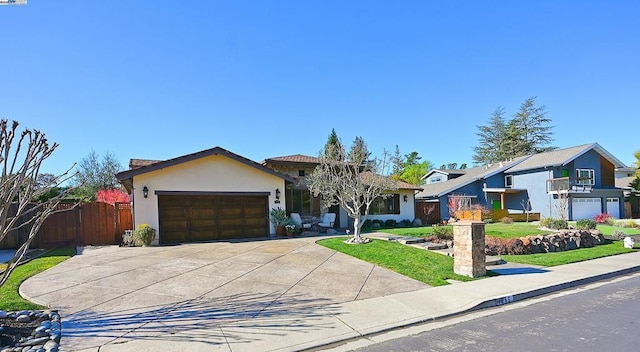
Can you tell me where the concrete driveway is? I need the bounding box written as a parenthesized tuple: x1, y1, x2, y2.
(20, 236, 429, 351)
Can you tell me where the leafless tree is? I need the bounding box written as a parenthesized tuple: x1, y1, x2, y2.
(555, 193, 569, 221)
(308, 137, 397, 244)
(0, 120, 76, 288)
(520, 197, 532, 222)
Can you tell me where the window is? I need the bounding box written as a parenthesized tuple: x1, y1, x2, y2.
(504, 175, 513, 188)
(576, 169, 595, 185)
(291, 189, 313, 215)
(369, 194, 400, 215)
(561, 169, 569, 178)
(298, 170, 305, 177)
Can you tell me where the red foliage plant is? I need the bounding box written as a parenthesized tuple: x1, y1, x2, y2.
(96, 189, 130, 205)
(593, 213, 611, 224)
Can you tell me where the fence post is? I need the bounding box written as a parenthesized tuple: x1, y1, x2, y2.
(453, 220, 486, 278)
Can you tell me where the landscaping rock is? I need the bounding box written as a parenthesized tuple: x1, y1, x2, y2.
(412, 218, 422, 226)
(485, 229, 607, 256)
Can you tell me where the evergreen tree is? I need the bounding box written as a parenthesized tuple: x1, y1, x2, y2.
(473, 97, 556, 165)
(323, 128, 344, 161)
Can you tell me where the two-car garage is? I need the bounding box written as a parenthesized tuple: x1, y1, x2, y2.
(158, 193, 269, 244)
(571, 197, 621, 220)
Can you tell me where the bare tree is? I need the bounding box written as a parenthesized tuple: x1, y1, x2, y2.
(0, 120, 76, 288)
(520, 197, 532, 222)
(308, 136, 397, 244)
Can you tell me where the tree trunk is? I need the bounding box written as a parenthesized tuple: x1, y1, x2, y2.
(353, 216, 361, 241)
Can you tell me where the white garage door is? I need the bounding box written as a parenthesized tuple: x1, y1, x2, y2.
(571, 198, 602, 220)
(606, 198, 620, 219)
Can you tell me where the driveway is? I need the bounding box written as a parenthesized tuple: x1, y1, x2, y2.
(20, 236, 429, 351)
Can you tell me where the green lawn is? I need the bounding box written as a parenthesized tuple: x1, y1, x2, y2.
(596, 225, 640, 236)
(0, 247, 76, 311)
(383, 223, 550, 239)
(317, 237, 473, 286)
(503, 240, 635, 267)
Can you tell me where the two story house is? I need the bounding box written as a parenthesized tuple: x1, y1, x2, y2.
(415, 143, 626, 222)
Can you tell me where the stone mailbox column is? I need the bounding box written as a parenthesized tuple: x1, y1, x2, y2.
(453, 221, 486, 278)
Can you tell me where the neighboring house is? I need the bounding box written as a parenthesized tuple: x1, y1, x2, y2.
(421, 169, 466, 185)
(416, 143, 627, 222)
(615, 166, 639, 218)
(263, 154, 422, 229)
(116, 146, 295, 245)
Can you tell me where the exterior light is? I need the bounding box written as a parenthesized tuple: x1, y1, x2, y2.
(142, 186, 149, 198)
(403, 194, 408, 202)
(275, 188, 281, 200)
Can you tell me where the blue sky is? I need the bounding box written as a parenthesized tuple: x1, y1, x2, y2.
(1, 1, 638, 177)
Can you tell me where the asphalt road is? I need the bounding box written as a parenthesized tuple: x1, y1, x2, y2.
(355, 275, 640, 352)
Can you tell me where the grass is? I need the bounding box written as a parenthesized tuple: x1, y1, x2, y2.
(317, 237, 473, 286)
(382, 222, 551, 239)
(0, 247, 76, 311)
(503, 240, 635, 267)
(596, 225, 640, 236)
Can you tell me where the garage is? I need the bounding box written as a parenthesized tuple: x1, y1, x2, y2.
(158, 193, 269, 244)
(606, 198, 620, 219)
(571, 198, 602, 221)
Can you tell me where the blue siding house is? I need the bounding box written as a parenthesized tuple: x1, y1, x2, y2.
(415, 143, 626, 222)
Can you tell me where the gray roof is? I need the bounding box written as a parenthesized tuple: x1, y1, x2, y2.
(416, 156, 528, 198)
(506, 143, 626, 173)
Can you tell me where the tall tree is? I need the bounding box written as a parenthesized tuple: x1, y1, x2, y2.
(72, 150, 122, 201)
(309, 136, 397, 244)
(0, 119, 76, 288)
(512, 97, 555, 154)
(473, 107, 507, 165)
(631, 150, 640, 191)
(400, 161, 431, 185)
(391, 144, 403, 177)
(324, 128, 343, 160)
(473, 98, 556, 165)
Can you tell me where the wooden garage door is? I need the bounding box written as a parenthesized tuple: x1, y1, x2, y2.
(158, 194, 269, 244)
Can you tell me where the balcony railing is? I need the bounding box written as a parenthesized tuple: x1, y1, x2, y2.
(547, 177, 593, 193)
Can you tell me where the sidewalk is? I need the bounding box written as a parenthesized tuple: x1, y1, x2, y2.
(76, 250, 640, 352)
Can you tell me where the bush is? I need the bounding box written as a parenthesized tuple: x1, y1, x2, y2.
(431, 224, 453, 238)
(576, 219, 597, 230)
(594, 213, 612, 224)
(550, 219, 568, 230)
(500, 217, 514, 224)
(362, 219, 372, 229)
(611, 230, 626, 240)
(605, 217, 617, 226)
(485, 236, 526, 255)
(133, 224, 156, 246)
(384, 219, 397, 228)
(540, 217, 553, 228)
(400, 219, 413, 227)
(372, 219, 385, 228)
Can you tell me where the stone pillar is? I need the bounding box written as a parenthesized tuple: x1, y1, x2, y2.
(453, 221, 486, 278)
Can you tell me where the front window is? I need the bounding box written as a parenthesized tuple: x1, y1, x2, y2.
(369, 194, 400, 215)
(576, 169, 595, 185)
(291, 189, 313, 215)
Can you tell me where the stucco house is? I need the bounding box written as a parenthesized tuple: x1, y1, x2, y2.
(116, 148, 421, 245)
(415, 143, 627, 223)
(262, 154, 422, 229)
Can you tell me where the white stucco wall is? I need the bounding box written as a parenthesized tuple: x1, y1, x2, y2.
(131, 154, 286, 244)
(365, 190, 417, 222)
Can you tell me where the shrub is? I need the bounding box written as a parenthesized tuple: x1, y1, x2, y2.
(362, 219, 372, 229)
(372, 219, 384, 228)
(133, 224, 156, 246)
(605, 217, 617, 226)
(594, 213, 612, 224)
(611, 230, 626, 240)
(630, 220, 638, 228)
(576, 219, 597, 230)
(384, 219, 397, 228)
(500, 217, 514, 224)
(400, 219, 413, 227)
(550, 219, 568, 230)
(540, 217, 553, 228)
(485, 236, 526, 255)
(431, 224, 453, 238)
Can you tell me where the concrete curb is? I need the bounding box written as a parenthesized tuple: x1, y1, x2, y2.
(303, 263, 640, 352)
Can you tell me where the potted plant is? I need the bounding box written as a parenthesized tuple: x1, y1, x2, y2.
(270, 207, 288, 236)
(133, 224, 156, 246)
(285, 220, 297, 237)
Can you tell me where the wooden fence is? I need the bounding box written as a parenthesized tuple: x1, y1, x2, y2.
(0, 202, 133, 249)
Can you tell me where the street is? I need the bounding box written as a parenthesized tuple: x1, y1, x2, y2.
(354, 275, 640, 352)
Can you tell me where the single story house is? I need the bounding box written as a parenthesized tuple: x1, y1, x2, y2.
(116, 148, 420, 245)
(415, 143, 627, 222)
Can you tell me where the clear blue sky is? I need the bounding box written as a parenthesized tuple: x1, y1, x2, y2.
(1, 1, 638, 177)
